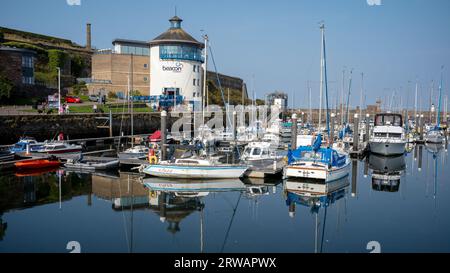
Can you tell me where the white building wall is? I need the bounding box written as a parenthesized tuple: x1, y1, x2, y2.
(149, 46, 203, 101)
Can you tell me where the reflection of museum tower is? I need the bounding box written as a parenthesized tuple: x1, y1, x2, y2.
(149, 16, 204, 102)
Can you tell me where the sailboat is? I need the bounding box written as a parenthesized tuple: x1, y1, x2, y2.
(425, 67, 446, 144)
(284, 23, 351, 182)
(118, 54, 149, 160)
(142, 35, 248, 179)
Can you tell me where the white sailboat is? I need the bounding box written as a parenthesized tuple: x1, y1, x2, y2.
(425, 67, 445, 144)
(284, 23, 351, 182)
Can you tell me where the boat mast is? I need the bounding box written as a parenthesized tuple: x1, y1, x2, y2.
(318, 23, 324, 131)
(321, 23, 331, 143)
(130, 54, 134, 147)
(414, 80, 418, 122)
(340, 69, 345, 126)
(359, 73, 364, 119)
(436, 66, 444, 126)
(345, 69, 353, 125)
(308, 81, 312, 124)
(202, 34, 208, 127)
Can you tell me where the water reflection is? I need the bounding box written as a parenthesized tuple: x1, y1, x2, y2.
(1, 140, 450, 252)
(284, 176, 350, 253)
(369, 154, 406, 192)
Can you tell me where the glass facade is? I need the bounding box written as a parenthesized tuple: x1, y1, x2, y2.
(21, 55, 34, 85)
(160, 44, 203, 62)
(119, 45, 150, 56)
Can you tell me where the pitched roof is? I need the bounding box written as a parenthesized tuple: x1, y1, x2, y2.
(149, 16, 203, 48)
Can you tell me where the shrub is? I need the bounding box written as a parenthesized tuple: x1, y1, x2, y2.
(108, 91, 117, 99)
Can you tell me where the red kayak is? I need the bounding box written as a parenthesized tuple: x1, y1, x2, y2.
(15, 159, 61, 170)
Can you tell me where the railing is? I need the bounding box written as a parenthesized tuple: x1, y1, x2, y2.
(160, 53, 203, 62)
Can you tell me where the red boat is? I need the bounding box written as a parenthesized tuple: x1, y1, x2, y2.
(15, 159, 61, 170)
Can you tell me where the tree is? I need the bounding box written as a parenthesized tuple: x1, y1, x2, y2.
(0, 73, 13, 100)
(72, 81, 88, 96)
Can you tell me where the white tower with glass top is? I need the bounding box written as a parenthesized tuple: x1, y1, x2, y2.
(149, 16, 204, 102)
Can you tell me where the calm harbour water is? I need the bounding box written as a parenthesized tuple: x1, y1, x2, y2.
(0, 143, 449, 253)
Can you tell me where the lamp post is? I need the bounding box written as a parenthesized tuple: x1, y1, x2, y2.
(57, 67, 61, 115)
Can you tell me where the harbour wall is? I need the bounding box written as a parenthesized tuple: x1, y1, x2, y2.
(0, 113, 173, 144)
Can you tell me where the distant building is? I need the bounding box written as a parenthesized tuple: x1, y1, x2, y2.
(0, 47, 36, 86)
(267, 91, 288, 110)
(88, 39, 150, 96)
(88, 16, 247, 104)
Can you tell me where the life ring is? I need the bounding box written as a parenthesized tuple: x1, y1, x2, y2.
(148, 155, 158, 165)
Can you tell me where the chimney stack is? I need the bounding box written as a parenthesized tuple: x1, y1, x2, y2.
(86, 23, 92, 50)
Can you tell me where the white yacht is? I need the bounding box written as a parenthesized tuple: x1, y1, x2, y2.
(241, 142, 284, 164)
(38, 141, 82, 154)
(118, 145, 149, 160)
(425, 127, 445, 144)
(369, 113, 406, 156)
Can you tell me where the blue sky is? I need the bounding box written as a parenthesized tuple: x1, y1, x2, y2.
(2, 0, 450, 110)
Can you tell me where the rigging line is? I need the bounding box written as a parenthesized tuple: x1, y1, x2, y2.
(220, 192, 243, 253)
(322, 24, 331, 142)
(118, 175, 131, 253)
(320, 205, 328, 253)
(208, 45, 241, 158)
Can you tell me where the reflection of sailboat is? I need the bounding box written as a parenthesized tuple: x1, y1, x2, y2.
(425, 142, 443, 201)
(142, 178, 246, 193)
(284, 176, 349, 253)
(146, 179, 245, 253)
(369, 154, 405, 192)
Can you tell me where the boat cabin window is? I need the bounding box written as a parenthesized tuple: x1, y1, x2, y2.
(375, 132, 388, 137)
(262, 149, 269, 156)
(300, 151, 323, 160)
(54, 145, 66, 149)
(389, 133, 402, 138)
(375, 114, 402, 126)
(14, 144, 24, 149)
(177, 160, 200, 164)
(252, 148, 262, 156)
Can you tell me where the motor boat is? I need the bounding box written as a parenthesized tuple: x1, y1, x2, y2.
(10, 137, 44, 153)
(425, 127, 445, 144)
(38, 141, 82, 154)
(118, 145, 149, 160)
(64, 157, 120, 170)
(369, 113, 406, 156)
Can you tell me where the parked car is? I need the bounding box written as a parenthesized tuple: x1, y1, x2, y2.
(88, 94, 99, 102)
(65, 96, 82, 103)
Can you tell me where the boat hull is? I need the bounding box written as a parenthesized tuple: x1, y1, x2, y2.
(425, 135, 444, 144)
(143, 164, 248, 179)
(0, 152, 15, 162)
(285, 160, 351, 182)
(369, 141, 405, 156)
(64, 160, 119, 170)
(143, 178, 246, 192)
(15, 159, 61, 170)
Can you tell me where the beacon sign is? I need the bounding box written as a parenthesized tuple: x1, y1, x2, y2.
(162, 62, 183, 73)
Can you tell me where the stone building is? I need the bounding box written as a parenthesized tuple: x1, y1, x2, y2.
(0, 47, 36, 86)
